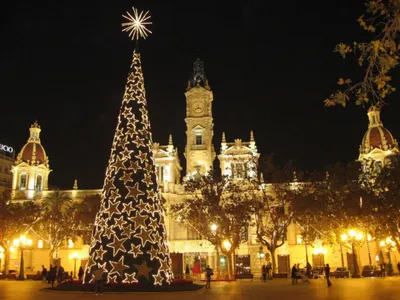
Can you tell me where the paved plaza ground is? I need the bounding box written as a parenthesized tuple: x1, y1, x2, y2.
(0, 277, 399, 300)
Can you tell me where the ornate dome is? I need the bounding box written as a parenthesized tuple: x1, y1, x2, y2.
(18, 142, 48, 165)
(360, 106, 398, 155)
(16, 121, 50, 166)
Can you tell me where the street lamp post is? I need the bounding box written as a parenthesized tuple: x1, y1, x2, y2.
(211, 224, 219, 279)
(13, 235, 32, 281)
(69, 253, 82, 279)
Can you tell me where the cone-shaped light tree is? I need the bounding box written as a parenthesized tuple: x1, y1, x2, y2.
(84, 8, 173, 286)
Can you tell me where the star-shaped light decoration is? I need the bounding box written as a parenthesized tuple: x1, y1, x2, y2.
(110, 256, 129, 276)
(128, 243, 143, 258)
(95, 245, 108, 260)
(153, 271, 164, 286)
(129, 211, 148, 229)
(122, 202, 135, 214)
(120, 171, 134, 185)
(121, 147, 134, 159)
(134, 227, 154, 247)
(126, 182, 145, 200)
(147, 246, 158, 260)
(129, 160, 141, 173)
(121, 223, 135, 238)
(102, 226, 114, 240)
(114, 215, 127, 229)
(122, 7, 152, 41)
(158, 257, 170, 274)
(148, 218, 159, 230)
(109, 190, 121, 203)
(107, 235, 128, 256)
(105, 201, 121, 218)
(136, 151, 147, 164)
(133, 260, 153, 281)
(136, 200, 148, 211)
(123, 272, 138, 283)
(107, 274, 118, 284)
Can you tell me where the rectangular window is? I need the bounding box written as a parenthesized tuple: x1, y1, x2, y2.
(235, 163, 246, 179)
(156, 166, 164, 183)
(20, 174, 27, 190)
(195, 135, 202, 145)
(36, 175, 42, 191)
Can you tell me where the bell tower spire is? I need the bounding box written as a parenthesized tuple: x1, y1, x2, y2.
(184, 57, 215, 176)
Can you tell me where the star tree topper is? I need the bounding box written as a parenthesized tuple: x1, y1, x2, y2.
(122, 7, 152, 41)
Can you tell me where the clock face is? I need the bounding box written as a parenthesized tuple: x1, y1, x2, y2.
(193, 102, 204, 115)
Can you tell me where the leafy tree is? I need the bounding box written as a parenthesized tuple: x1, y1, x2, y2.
(360, 157, 400, 253)
(325, 0, 400, 107)
(290, 182, 322, 265)
(30, 190, 76, 264)
(0, 191, 40, 273)
(252, 179, 294, 274)
(72, 194, 101, 243)
(170, 173, 254, 278)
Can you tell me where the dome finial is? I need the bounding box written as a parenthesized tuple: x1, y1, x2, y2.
(73, 179, 78, 190)
(168, 134, 173, 145)
(222, 132, 226, 143)
(250, 130, 254, 142)
(28, 121, 42, 143)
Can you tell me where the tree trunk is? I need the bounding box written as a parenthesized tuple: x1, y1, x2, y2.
(226, 252, 233, 279)
(3, 248, 10, 275)
(270, 248, 277, 274)
(48, 246, 55, 267)
(393, 235, 400, 255)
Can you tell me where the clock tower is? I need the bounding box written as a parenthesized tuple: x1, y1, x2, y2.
(184, 58, 216, 176)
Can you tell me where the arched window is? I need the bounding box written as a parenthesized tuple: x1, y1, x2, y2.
(20, 174, 27, 190)
(36, 175, 42, 191)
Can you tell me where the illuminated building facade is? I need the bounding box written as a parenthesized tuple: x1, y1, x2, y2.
(0, 143, 14, 192)
(6, 59, 399, 279)
(11, 121, 51, 200)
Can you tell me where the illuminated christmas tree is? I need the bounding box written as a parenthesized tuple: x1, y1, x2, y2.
(84, 8, 173, 286)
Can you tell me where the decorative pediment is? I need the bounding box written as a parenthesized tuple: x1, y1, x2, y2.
(224, 145, 254, 156)
(153, 148, 170, 159)
(191, 124, 205, 132)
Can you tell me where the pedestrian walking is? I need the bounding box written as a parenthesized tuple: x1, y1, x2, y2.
(266, 262, 272, 280)
(325, 264, 332, 287)
(41, 265, 48, 283)
(185, 264, 190, 279)
(205, 265, 213, 289)
(291, 264, 298, 284)
(48, 266, 57, 288)
(261, 265, 267, 282)
(78, 266, 84, 281)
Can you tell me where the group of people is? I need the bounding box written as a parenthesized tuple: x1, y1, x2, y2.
(261, 262, 273, 282)
(41, 265, 85, 287)
(291, 263, 331, 287)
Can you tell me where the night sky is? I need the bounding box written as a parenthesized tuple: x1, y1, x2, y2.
(2, 0, 400, 189)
